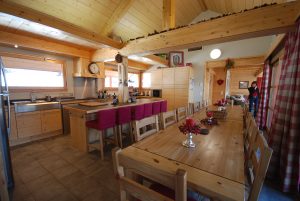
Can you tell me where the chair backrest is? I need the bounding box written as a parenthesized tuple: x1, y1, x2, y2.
(176, 106, 187, 121)
(144, 103, 153, 118)
(160, 100, 168, 113)
(247, 133, 273, 201)
(133, 115, 159, 141)
(152, 101, 161, 115)
(132, 105, 145, 121)
(113, 148, 187, 201)
(193, 102, 201, 113)
(162, 110, 177, 129)
(117, 106, 132, 125)
(97, 109, 116, 129)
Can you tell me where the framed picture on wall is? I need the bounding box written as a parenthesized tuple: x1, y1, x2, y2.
(239, 81, 249, 89)
(169, 51, 184, 67)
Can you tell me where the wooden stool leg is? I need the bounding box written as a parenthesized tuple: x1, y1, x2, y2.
(118, 125, 123, 148)
(99, 130, 104, 160)
(129, 123, 134, 143)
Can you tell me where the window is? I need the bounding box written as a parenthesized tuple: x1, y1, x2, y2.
(266, 60, 282, 129)
(104, 70, 139, 88)
(142, 73, 151, 88)
(2, 55, 66, 90)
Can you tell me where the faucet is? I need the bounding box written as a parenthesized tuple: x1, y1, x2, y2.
(30, 91, 36, 102)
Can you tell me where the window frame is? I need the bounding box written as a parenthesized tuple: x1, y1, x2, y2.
(1, 52, 67, 92)
(104, 69, 140, 89)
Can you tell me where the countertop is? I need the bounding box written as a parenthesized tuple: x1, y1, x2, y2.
(64, 98, 164, 114)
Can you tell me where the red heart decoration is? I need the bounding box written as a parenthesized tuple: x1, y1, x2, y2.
(217, 79, 224, 85)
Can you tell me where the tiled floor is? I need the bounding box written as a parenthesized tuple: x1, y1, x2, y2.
(9, 135, 297, 201)
(10, 135, 119, 201)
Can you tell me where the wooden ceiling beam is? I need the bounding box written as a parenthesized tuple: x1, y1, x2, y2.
(101, 0, 135, 36)
(0, 0, 123, 49)
(0, 29, 91, 58)
(264, 34, 286, 60)
(106, 59, 151, 71)
(163, 0, 176, 30)
(119, 1, 300, 56)
(207, 56, 265, 68)
(143, 55, 169, 66)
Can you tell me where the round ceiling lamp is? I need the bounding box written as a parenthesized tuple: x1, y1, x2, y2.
(210, 49, 221, 59)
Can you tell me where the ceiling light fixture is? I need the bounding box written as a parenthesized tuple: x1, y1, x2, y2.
(14, 44, 18, 48)
(210, 49, 221, 59)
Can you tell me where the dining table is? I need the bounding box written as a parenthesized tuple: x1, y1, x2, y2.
(118, 105, 245, 201)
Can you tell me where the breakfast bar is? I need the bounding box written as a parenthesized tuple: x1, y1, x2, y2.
(64, 98, 163, 152)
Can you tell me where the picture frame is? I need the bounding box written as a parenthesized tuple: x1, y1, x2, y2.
(169, 51, 184, 67)
(239, 81, 249, 89)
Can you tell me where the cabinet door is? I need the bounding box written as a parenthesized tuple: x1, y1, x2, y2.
(174, 67, 190, 85)
(16, 111, 42, 138)
(151, 70, 162, 89)
(41, 109, 62, 133)
(174, 87, 189, 108)
(5, 107, 18, 140)
(162, 86, 175, 111)
(162, 68, 174, 85)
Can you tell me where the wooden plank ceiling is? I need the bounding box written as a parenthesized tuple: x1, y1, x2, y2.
(0, 0, 288, 45)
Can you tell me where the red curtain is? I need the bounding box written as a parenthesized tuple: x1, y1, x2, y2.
(256, 77, 262, 91)
(268, 21, 300, 193)
(256, 62, 270, 129)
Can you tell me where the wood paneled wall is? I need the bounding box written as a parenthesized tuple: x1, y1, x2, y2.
(230, 68, 260, 96)
(212, 68, 226, 104)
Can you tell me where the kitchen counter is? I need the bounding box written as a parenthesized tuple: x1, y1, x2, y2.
(64, 98, 163, 114)
(65, 98, 164, 152)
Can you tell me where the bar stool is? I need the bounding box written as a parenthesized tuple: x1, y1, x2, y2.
(86, 109, 117, 160)
(152, 101, 162, 130)
(131, 104, 145, 142)
(116, 106, 133, 148)
(144, 103, 153, 118)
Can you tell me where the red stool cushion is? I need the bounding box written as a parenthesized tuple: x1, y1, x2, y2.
(86, 109, 116, 130)
(144, 103, 153, 118)
(160, 100, 167, 113)
(131, 105, 144, 121)
(152, 101, 161, 115)
(117, 106, 132, 125)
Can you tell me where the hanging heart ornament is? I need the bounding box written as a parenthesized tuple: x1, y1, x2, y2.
(217, 79, 224, 85)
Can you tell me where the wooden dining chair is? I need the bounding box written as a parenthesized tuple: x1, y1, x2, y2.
(245, 132, 272, 201)
(244, 112, 254, 139)
(162, 110, 177, 129)
(244, 120, 259, 164)
(112, 148, 188, 201)
(193, 102, 200, 113)
(133, 115, 159, 142)
(176, 106, 187, 122)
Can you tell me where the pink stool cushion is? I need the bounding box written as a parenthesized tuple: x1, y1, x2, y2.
(144, 103, 153, 118)
(131, 105, 144, 121)
(117, 106, 132, 125)
(160, 100, 167, 113)
(86, 109, 116, 130)
(152, 101, 161, 115)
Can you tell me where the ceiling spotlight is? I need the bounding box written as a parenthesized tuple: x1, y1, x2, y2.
(14, 44, 18, 48)
(210, 49, 221, 59)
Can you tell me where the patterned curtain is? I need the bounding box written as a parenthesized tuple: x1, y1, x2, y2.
(268, 20, 300, 193)
(256, 61, 270, 129)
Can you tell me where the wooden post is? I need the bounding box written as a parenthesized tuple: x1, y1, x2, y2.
(163, 0, 176, 30)
(118, 56, 129, 103)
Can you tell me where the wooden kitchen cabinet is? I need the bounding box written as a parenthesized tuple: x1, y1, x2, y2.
(41, 109, 62, 133)
(162, 68, 174, 85)
(150, 70, 162, 89)
(162, 85, 175, 110)
(16, 111, 42, 138)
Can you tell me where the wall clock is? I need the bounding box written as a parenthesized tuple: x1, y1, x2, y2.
(88, 62, 99, 74)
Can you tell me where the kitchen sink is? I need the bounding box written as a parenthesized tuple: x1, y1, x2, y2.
(13, 100, 60, 113)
